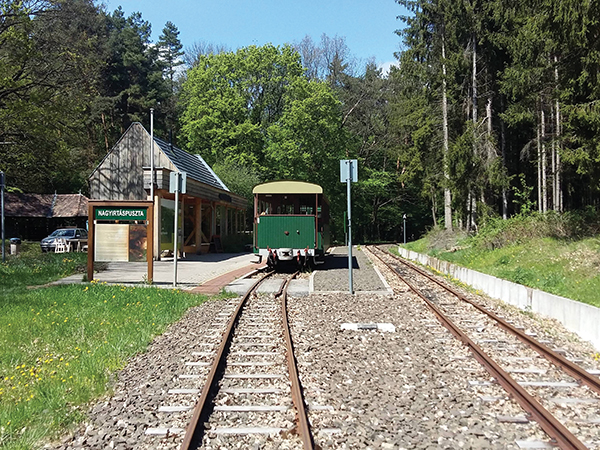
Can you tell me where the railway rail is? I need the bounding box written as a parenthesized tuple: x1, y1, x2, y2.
(367, 245, 600, 450)
(179, 269, 314, 450)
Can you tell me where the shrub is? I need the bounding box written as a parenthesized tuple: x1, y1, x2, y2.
(221, 233, 252, 253)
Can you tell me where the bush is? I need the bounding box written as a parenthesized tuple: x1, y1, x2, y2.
(221, 233, 253, 253)
(468, 208, 600, 251)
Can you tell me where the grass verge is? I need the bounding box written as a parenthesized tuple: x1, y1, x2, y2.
(0, 249, 217, 449)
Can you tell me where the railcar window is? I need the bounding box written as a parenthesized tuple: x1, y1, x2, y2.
(259, 200, 271, 215)
(276, 204, 295, 214)
(300, 205, 314, 215)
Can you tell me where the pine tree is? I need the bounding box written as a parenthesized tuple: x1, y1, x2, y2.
(158, 21, 184, 93)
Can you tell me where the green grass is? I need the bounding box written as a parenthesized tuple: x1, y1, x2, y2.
(0, 247, 219, 449)
(401, 213, 600, 308)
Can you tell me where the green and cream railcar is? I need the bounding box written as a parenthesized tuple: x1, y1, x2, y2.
(253, 181, 330, 266)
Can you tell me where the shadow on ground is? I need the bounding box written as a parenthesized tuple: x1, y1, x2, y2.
(316, 254, 360, 270)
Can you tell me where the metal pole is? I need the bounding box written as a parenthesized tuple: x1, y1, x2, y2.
(150, 108, 154, 201)
(403, 214, 407, 245)
(173, 174, 179, 287)
(347, 161, 353, 294)
(1, 172, 4, 263)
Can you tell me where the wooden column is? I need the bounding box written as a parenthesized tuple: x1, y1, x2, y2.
(147, 203, 154, 283)
(154, 193, 161, 260)
(211, 201, 217, 237)
(224, 206, 229, 236)
(87, 203, 94, 282)
(195, 198, 202, 251)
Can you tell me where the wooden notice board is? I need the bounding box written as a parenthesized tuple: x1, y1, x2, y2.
(87, 200, 154, 283)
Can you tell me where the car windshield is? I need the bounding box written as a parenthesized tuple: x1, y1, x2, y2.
(50, 229, 76, 237)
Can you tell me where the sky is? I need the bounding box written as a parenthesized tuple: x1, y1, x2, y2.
(101, 0, 409, 73)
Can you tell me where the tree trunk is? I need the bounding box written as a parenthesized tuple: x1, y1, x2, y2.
(554, 58, 562, 212)
(541, 104, 547, 212)
(101, 112, 109, 153)
(472, 34, 478, 128)
(486, 96, 494, 162)
(537, 121, 542, 213)
(442, 31, 452, 230)
(431, 188, 438, 228)
(551, 103, 556, 210)
(500, 95, 508, 220)
(469, 33, 478, 231)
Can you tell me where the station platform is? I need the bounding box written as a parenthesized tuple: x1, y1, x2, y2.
(54, 247, 391, 296)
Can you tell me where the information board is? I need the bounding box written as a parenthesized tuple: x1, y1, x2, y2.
(95, 224, 129, 261)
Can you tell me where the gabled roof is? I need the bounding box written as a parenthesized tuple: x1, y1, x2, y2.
(154, 136, 229, 191)
(4, 193, 88, 218)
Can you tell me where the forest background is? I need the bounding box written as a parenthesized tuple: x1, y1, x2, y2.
(1, 0, 600, 243)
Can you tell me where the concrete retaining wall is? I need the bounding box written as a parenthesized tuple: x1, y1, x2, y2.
(398, 247, 600, 351)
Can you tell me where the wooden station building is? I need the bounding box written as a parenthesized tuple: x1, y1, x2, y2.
(88, 123, 247, 259)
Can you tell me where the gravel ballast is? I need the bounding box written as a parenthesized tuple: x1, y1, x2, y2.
(312, 246, 389, 293)
(47, 247, 600, 449)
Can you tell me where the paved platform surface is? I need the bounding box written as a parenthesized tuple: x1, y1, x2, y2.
(190, 262, 266, 295)
(55, 253, 263, 291)
(53, 246, 391, 296)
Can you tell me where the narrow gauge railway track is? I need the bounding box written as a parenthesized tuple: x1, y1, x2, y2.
(367, 245, 600, 450)
(179, 270, 314, 450)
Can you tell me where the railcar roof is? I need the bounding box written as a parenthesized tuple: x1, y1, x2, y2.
(253, 181, 323, 195)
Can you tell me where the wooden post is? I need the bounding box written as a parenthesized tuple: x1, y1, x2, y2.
(211, 202, 217, 237)
(147, 203, 154, 283)
(154, 193, 161, 260)
(87, 203, 94, 282)
(195, 199, 202, 251)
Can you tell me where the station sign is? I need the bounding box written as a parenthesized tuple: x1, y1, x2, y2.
(95, 207, 147, 221)
(340, 159, 358, 183)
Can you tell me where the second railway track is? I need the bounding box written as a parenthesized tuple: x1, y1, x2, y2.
(367, 245, 600, 450)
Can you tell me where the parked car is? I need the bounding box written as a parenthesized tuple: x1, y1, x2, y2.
(40, 227, 88, 252)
